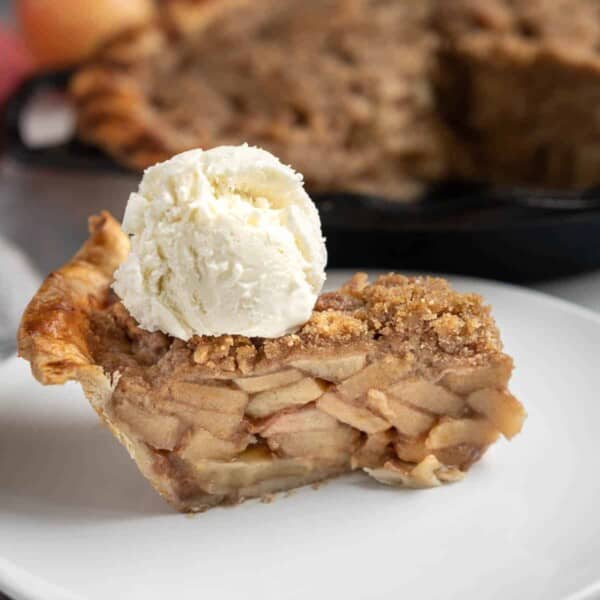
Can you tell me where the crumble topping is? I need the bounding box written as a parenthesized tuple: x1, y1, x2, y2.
(88, 273, 504, 381)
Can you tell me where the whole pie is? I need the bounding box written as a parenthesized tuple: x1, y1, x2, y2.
(70, 0, 600, 200)
(18, 212, 526, 512)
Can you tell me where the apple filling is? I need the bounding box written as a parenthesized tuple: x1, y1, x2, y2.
(106, 346, 524, 511)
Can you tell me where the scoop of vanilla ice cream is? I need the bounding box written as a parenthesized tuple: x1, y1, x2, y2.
(112, 145, 327, 339)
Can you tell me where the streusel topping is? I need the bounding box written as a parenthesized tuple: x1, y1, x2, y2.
(88, 273, 504, 382)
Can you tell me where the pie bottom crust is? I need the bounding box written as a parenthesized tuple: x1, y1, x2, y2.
(18, 213, 526, 512)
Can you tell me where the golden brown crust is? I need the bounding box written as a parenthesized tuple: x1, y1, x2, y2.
(17, 212, 129, 385)
(69, 25, 180, 171)
(17, 213, 187, 509)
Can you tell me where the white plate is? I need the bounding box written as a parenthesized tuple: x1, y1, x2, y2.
(2, 272, 600, 600)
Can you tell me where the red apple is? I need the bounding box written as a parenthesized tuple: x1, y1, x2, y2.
(0, 24, 33, 107)
(16, 0, 156, 69)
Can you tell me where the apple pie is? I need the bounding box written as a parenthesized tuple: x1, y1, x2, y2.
(18, 213, 525, 512)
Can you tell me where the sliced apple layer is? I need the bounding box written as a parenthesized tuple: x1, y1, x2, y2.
(105, 351, 525, 511)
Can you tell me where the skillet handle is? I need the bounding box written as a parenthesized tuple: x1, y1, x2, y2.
(3, 70, 71, 162)
(2, 69, 121, 171)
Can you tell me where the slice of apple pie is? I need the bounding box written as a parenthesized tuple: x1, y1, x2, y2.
(18, 213, 525, 512)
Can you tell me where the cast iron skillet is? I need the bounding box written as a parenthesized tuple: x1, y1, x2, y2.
(4, 72, 600, 282)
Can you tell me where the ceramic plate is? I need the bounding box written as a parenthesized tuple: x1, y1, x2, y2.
(1, 273, 599, 600)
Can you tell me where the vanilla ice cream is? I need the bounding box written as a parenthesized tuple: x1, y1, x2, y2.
(112, 145, 327, 339)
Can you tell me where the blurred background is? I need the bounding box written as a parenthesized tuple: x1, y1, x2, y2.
(1, 0, 600, 358)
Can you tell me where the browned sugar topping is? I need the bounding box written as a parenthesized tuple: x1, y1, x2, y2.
(88, 273, 504, 382)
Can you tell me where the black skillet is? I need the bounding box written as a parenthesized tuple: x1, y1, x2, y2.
(4, 72, 600, 283)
